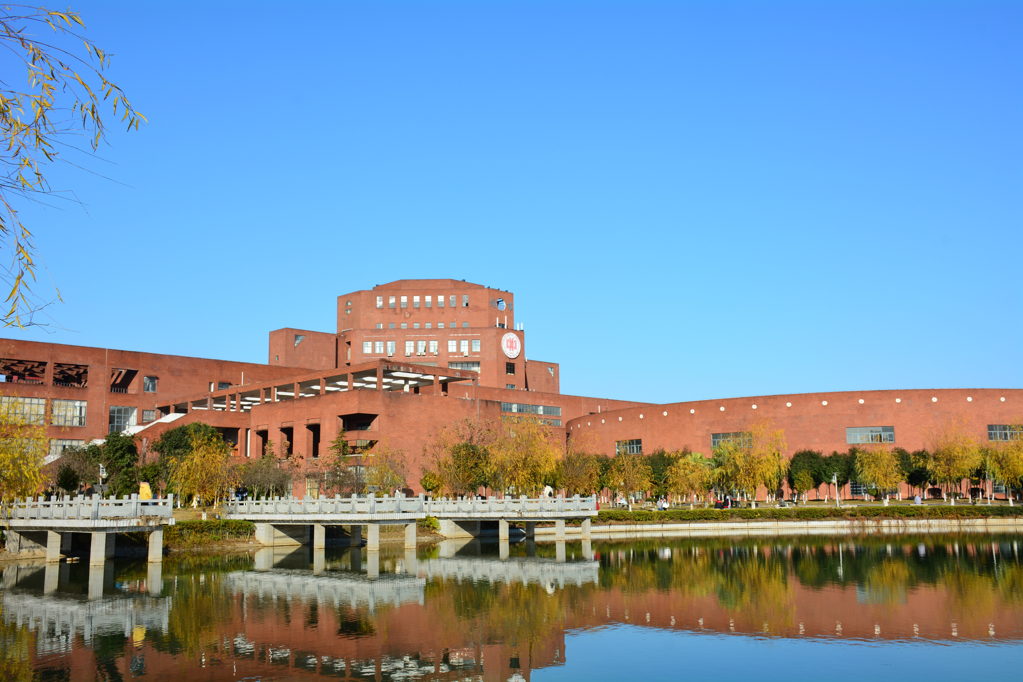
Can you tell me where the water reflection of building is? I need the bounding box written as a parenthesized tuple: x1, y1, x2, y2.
(6, 540, 1023, 681)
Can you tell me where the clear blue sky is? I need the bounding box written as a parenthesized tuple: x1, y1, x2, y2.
(5, 0, 1021, 405)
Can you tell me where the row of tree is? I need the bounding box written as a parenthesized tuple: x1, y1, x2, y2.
(420, 416, 1023, 507)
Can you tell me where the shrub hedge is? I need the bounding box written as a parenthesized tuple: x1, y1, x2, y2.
(164, 520, 255, 547)
(594, 505, 1023, 524)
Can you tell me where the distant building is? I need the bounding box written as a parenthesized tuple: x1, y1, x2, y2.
(1, 278, 1019, 497)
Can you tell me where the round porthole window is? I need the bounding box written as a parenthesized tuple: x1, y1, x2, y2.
(690, 409, 695, 414)
(619, 417, 623, 421)
(822, 401, 828, 406)
(896, 398, 901, 403)
(752, 404, 757, 409)
(932, 397, 937, 402)
(639, 414, 644, 419)
(859, 399, 864, 404)
(601, 419, 605, 424)
(1001, 397, 1006, 402)
(786, 402, 791, 407)
(663, 411, 668, 416)
(967, 397, 972, 402)
(719, 406, 725, 412)
(587, 422, 590, 426)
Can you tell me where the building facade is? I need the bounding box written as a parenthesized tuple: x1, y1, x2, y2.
(1, 278, 1020, 497)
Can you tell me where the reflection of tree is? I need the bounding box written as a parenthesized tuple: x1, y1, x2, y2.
(996, 563, 1023, 607)
(862, 560, 911, 607)
(715, 557, 794, 631)
(0, 604, 32, 682)
(163, 573, 236, 657)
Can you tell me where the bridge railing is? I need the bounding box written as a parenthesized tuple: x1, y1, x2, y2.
(6, 494, 174, 521)
(226, 494, 596, 517)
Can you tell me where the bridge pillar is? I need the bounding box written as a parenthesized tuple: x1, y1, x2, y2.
(556, 540, 566, 563)
(366, 524, 380, 552)
(313, 524, 326, 549)
(349, 525, 362, 547)
(313, 548, 325, 575)
(525, 522, 535, 539)
(404, 548, 418, 576)
(367, 551, 379, 579)
(148, 529, 164, 563)
(90, 532, 113, 566)
(581, 518, 591, 540)
(439, 520, 479, 538)
(404, 522, 416, 549)
(44, 562, 59, 593)
(254, 523, 275, 546)
(555, 519, 566, 541)
(582, 539, 593, 561)
(45, 531, 62, 563)
(88, 564, 104, 599)
(498, 519, 509, 541)
(148, 562, 163, 597)
(350, 546, 362, 572)
(499, 538, 509, 561)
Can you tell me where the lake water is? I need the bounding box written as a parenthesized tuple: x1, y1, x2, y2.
(2, 533, 1022, 681)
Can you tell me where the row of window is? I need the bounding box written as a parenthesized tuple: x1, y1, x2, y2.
(708, 425, 1020, 448)
(501, 403, 562, 417)
(616, 439, 643, 455)
(846, 426, 895, 444)
(0, 397, 159, 431)
(376, 294, 470, 309)
(989, 425, 1022, 441)
(375, 322, 470, 329)
(362, 339, 481, 356)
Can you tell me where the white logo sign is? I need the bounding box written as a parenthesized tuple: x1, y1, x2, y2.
(501, 332, 521, 359)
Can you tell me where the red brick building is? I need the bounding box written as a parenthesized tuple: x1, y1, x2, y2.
(1, 278, 1019, 497)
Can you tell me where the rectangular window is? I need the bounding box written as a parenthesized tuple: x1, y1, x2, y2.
(438, 295, 445, 308)
(48, 439, 84, 461)
(401, 296, 408, 308)
(413, 323, 420, 329)
(460, 340, 469, 354)
(417, 340, 427, 354)
(846, 426, 895, 444)
(615, 439, 643, 455)
(51, 399, 87, 427)
(362, 341, 372, 354)
(425, 295, 432, 308)
(438, 322, 444, 329)
(389, 323, 395, 329)
(143, 376, 158, 393)
(450, 295, 456, 307)
(109, 406, 137, 434)
(429, 340, 438, 354)
(425, 323, 432, 329)
(376, 296, 384, 309)
(142, 409, 156, 423)
(506, 362, 516, 375)
(389, 296, 396, 309)
(401, 323, 407, 329)
(376, 323, 383, 329)
(413, 296, 420, 308)
(218, 382, 231, 390)
(989, 425, 1023, 441)
(0, 397, 46, 425)
(374, 341, 384, 354)
(471, 339, 481, 352)
(849, 481, 867, 497)
(449, 361, 481, 372)
(448, 340, 457, 353)
(507, 384, 516, 389)
(462, 322, 469, 328)
(462, 295, 469, 307)
(501, 403, 562, 416)
(712, 432, 752, 448)
(405, 341, 414, 356)
(386, 341, 396, 355)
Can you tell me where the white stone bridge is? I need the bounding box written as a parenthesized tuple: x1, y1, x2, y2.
(4, 495, 174, 565)
(223, 494, 597, 550)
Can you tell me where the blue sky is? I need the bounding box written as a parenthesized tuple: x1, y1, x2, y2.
(4, 0, 1021, 405)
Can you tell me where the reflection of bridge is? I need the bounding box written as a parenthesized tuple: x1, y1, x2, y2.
(1, 567, 170, 656)
(420, 556, 599, 589)
(5, 494, 173, 565)
(223, 568, 426, 611)
(224, 494, 597, 550)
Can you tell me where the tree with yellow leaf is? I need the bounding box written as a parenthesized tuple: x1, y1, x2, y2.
(664, 451, 710, 508)
(1, 6, 145, 327)
(168, 430, 236, 511)
(989, 420, 1023, 506)
(0, 393, 47, 509)
(855, 446, 903, 505)
(921, 415, 983, 504)
(490, 417, 560, 497)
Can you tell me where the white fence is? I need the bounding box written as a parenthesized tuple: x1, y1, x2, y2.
(226, 494, 596, 520)
(6, 494, 174, 522)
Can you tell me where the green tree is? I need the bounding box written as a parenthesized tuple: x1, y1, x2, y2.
(898, 448, 931, 498)
(823, 449, 857, 502)
(787, 450, 825, 499)
(419, 470, 443, 497)
(0, 7, 145, 327)
(100, 431, 139, 497)
(792, 470, 815, 501)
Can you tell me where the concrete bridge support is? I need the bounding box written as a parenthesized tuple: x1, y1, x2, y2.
(350, 525, 362, 547)
(366, 524, 380, 551)
(313, 524, 326, 549)
(45, 531, 62, 563)
(148, 529, 164, 563)
(90, 533, 115, 567)
(405, 522, 417, 550)
(555, 519, 566, 541)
